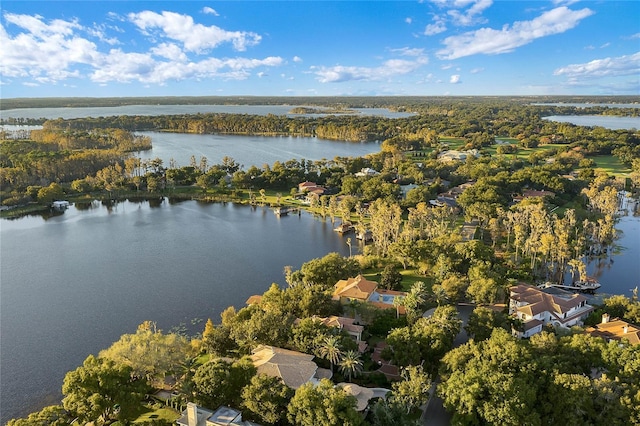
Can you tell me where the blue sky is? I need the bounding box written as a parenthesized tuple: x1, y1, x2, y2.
(1, 1, 638, 98)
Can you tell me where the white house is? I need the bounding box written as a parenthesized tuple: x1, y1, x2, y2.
(509, 283, 593, 338)
(355, 168, 379, 177)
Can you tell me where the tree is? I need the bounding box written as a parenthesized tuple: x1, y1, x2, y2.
(193, 357, 256, 409)
(438, 329, 539, 425)
(37, 182, 64, 204)
(379, 265, 402, 290)
(7, 405, 70, 426)
(62, 355, 146, 424)
(299, 252, 361, 290)
(319, 335, 343, 374)
(287, 379, 363, 426)
(390, 365, 432, 414)
(241, 374, 293, 425)
(368, 199, 403, 257)
(369, 400, 420, 426)
(291, 317, 333, 355)
(99, 322, 190, 383)
(338, 350, 363, 382)
(465, 306, 509, 341)
(402, 281, 429, 325)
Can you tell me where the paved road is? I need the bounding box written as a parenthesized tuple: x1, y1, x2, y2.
(421, 304, 474, 425)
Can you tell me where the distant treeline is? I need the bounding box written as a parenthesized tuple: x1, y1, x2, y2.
(2, 95, 639, 112)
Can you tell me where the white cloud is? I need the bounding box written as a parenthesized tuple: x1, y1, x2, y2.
(405, 17, 413, 24)
(1, 11, 283, 87)
(470, 67, 484, 74)
(91, 52, 283, 84)
(151, 43, 188, 61)
(390, 47, 426, 57)
(0, 14, 100, 82)
(314, 57, 426, 83)
(447, 0, 492, 26)
(202, 7, 219, 16)
(293, 56, 303, 63)
(128, 10, 261, 52)
(554, 52, 640, 79)
(425, 20, 447, 36)
(436, 6, 594, 59)
(450, 74, 461, 83)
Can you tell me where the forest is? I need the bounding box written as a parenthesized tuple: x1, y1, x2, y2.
(3, 96, 640, 425)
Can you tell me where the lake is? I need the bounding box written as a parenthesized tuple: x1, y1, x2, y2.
(0, 104, 415, 121)
(0, 201, 358, 423)
(135, 132, 381, 168)
(543, 115, 640, 130)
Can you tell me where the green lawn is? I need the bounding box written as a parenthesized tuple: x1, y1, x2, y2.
(481, 143, 564, 160)
(591, 155, 632, 176)
(132, 406, 180, 424)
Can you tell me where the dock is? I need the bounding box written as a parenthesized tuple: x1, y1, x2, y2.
(273, 206, 298, 216)
(539, 280, 601, 293)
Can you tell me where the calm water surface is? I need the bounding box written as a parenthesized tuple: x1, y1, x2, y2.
(136, 132, 381, 168)
(0, 105, 414, 121)
(543, 115, 640, 130)
(0, 201, 355, 422)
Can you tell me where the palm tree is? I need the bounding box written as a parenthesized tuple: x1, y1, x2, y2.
(318, 336, 342, 374)
(338, 350, 363, 382)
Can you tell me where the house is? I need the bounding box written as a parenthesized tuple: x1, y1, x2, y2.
(333, 275, 407, 315)
(298, 181, 326, 195)
(333, 275, 379, 303)
(586, 314, 640, 345)
(316, 316, 364, 342)
(177, 403, 261, 426)
(436, 181, 475, 206)
(298, 181, 318, 192)
(337, 383, 390, 411)
(509, 283, 593, 338)
(437, 149, 480, 162)
(319, 315, 367, 352)
(355, 168, 379, 177)
(250, 345, 331, 389)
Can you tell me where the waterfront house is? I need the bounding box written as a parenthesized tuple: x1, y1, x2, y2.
(586, 314, 640, 345)
(333, 275, 407, 315)
(509, 283, 593, 338)
(333, 275, 378, 304)
(250, 345, 331, 389)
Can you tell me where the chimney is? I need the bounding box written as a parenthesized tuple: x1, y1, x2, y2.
(187, 402, 198, 426)
(602, 313, 610, 324)
(623, 325, 629, 334)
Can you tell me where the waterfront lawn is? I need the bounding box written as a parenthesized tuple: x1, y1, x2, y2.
(131, 405, 180, 425)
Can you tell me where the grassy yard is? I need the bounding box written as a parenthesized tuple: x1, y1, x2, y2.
(132, 406, 180, 424)
(591, 155, 632, 176)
